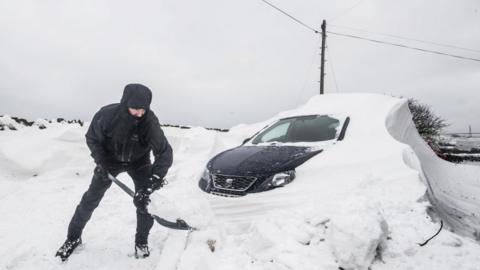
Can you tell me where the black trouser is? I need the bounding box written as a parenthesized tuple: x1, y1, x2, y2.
(67, 161, 154, 245)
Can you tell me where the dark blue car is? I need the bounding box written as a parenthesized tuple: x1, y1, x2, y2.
(199, 115, 350, 197)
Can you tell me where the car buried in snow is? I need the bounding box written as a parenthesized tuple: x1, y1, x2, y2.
(199, 114, 350, 197)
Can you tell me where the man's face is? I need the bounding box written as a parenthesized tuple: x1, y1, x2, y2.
(128, 108, 146, 118)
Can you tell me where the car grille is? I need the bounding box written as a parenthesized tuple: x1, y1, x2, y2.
(211, 174, 257, 192)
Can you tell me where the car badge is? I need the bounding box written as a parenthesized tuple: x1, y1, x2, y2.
(225, 178, 234, 188)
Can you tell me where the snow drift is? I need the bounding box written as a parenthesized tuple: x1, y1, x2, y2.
(0, 93, 479, 270)
(386, 101, 480, 238)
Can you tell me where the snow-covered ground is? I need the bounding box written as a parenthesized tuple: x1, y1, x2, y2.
(439, 135, 480, 152)
(437, 135, 480, 164)
(0, 94, 479, 270)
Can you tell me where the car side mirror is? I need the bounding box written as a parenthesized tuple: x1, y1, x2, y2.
(242, 138, 251, 144)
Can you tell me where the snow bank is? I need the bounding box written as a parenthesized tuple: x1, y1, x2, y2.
(386, 100, 480, 238)
(328, 204, 388, 270)
(0, 115, 23, 130)
(0, 115, 83, 131)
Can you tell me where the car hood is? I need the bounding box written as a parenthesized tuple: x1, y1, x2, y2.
(208, 145, 322, 176)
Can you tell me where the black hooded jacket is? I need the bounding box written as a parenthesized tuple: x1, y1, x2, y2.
(85, 84, 173, 178)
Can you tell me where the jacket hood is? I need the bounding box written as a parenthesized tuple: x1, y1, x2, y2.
(120, 84, 152, 110)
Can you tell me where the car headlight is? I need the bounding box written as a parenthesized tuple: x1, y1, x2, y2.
(263, 170, 296, 188)
(202, 167, 210, 180)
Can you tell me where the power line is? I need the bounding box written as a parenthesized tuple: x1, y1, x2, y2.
(327, 31, 480, 63)
(259, 0, 320, 34)
(259, 0, 480, 63)
(330, 24, 480, 54)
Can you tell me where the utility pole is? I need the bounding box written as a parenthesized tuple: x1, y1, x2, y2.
(320, 20, 327, 95)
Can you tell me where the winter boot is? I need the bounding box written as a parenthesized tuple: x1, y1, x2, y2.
(55, 237, 82, 261)
(134, 243, 150, 259)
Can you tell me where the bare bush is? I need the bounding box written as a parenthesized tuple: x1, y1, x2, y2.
(408, 98, 448, 141)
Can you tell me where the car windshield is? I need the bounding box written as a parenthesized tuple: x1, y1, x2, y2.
(251, 115, 341, 144)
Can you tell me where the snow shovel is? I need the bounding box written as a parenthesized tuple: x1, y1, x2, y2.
(107, 173, 196, 231)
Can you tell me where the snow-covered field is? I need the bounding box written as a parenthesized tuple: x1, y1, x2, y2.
(439, 136, 480, 152)
(1, 94, 479, 270)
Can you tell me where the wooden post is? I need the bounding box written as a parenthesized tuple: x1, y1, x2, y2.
(320, 20, 327, 95)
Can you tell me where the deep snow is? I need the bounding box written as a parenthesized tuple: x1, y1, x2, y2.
(0, 94, 479, 270)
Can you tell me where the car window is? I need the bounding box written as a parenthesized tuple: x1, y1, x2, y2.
(258, 121, 291, 143)
(252, 115, 341, 144)
(288, 116, 339, 142)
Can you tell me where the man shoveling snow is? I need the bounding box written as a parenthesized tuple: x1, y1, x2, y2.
(56, 83, 173, 261)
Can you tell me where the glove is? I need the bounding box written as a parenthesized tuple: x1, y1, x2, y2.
(94, 164, 109, 180)
(147, 174, 166, 194)
(133, 189, 151, 213)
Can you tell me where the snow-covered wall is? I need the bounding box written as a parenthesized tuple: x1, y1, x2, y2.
(386, 100, 480, 239)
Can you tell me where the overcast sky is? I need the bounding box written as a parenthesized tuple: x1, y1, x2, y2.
(1, 0, 479, 132)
